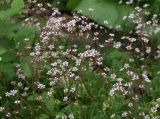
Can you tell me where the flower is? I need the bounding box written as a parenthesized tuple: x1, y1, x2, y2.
(113, 42, 122, 49)
(69, 114, 74, 119)
(88, 8, 95, 12)
(0, 107, 4, 112)
(63, 96, 68, 102)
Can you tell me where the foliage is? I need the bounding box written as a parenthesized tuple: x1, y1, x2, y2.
(0, 0, 160, 119)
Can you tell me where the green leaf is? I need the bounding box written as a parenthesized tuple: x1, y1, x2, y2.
(148, 0, 160, 16)
(46, 100, 55, 112)
(0, 47, 6, 55)
(75, 0, 133, 32)
(46, 99, 60, 112)
(22, 63, 32, 77)
(27, 95, 34, 101)
(0, 51, 17, 62)
(0, 38, 15, 49)
(0, 10, 12, 21)
(0, 1, 10, 11)
(0, 63, 15, 79)
(144, 25, 160, 45)
(107, 49, 131, 60)
(14, 26, 35, 45)
(0, 23, 20, 37)
(107, 49, 122, 59)
(10, 0, 24, 15)
(39, 114, 49, 119)
(0, 0, 24, 21)
(67, 0, 81, 11)
(11, 0, 24, 9)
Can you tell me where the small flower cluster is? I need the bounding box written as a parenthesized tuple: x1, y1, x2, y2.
(0, 0, 159, 118)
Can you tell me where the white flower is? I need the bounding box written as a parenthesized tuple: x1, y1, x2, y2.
(69, 113, 74, 119)
(117, 78, 123, 82)
(135, 48, 140, 52)
(110, 73, 116, 79)
(24, 38, 29, 41)
(142, 37, 149, 43)
(128, 103, 133, 107)
(47, 91, 53, 97)
(38, 84, 45, 89)
(76, 59, 81, 66)
(55, 115, 60, 119)
(144, 115, 150, 119)
(72, 67, 78, 72)
(0, 107, 4, 112)
(62, 61, 68, 67)
(151, 107, 158, 113)
(6, 112, 11, 117)
(110, 114, 115, 118)
(37, 3, 43, 7)
(36, 96, 42, 100)
(18, 82, 23, 87)
(14, 100, 21, 104)
(129, 58, 134, 62)
(120, 68, 124, 71)
(88, 8, 95, 12)
(124, 63, 129, 68)
(155, 104, 159, 108)
(122, 112, 128, 117)
(109, 33, 114, 37)
(146, 47, 151, 53)
(104, 20, 108, 24)
(5, 90, 18, 97)
(64, 88, 68, 93)
(143, 4, 150, 8)
(63, 96, 68, 102)
(109, 90, 115, 96)
(77, 10, 82, 13)
(123, 16, 127, 20)
(156, 98, 160, 102)
(129, 38, 136, 42)
(126, 45, 132, 50)
(5, 92, 10, 97)
(126, 0, 133, 5)
(113, 42, 122, 49)
(70, 87, 76, 93)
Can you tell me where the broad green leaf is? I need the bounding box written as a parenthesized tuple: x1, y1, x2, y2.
(75, 0, 133, 32)
(107, 49, 131, 60)
(0, 0, 24, 20)
(10, 0, 24, 15)
(67, 0, 81, 11)
(148, 0, 160, 16)
(0, 47, 6, 55)
(107, 49, 123, 59)
(0, 38, 15, 49)
(0, 23, 20, 39)
(0, 51, 17, 62)
(22, 63, 32, 77)
(14, 26, 36, 45)
(0, 10, 12, 21)
(0, 63, 15, 79)
(0, 1, 10, 11)
(11, 0, 24, 9)
(46, 100, 55, 112)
